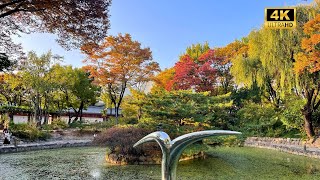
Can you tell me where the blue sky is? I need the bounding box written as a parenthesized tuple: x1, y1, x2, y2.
(13, 0, 309, 70)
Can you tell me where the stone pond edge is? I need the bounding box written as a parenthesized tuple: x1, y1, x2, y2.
(244, 137, 320, 159)
(0, 140, 93, 154)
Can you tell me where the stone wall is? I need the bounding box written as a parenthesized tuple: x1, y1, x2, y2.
(0, 140, 92, 154)
(244, 137, 320, 159)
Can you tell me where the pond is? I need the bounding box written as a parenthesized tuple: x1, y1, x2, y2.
(1, 146, 320, 180)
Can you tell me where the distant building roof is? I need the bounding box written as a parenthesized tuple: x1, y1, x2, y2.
(68, 106, 104, 114)
(94, 101, 105, 107)
(83, 106, 105, 114)
(67, 105, 121, 115)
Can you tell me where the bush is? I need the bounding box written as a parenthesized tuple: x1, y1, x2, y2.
(279, 96, 304, 133)
(182, 142, 209, 156)
(120, 117, 138, 125)
(204, 135, 245, 147)
(0, 113, 10, 129)
(69, 121, 85, 129)
(93, 127, 157, 155)
(43, 118, 68, 130)
(236, 102, 285, 137)
(10, 123, 51, 141)
(51, 119, 68, 129)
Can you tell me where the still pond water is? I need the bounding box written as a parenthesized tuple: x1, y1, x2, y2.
(1, 146, 320, 180)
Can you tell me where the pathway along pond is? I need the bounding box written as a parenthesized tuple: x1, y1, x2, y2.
(1, 146, 320, 180)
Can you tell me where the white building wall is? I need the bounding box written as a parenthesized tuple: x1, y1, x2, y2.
(12, 115, 104, 125)
(13, 115, 28, 124)
(59, 116, 70, 124)
(106, 108, 122, 115)
(82, 117, 103, 123)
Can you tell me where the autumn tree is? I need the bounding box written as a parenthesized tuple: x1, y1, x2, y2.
(82, 33, 160, 124)
(151, 68, 175, 92)
(167, 43, 222, 94)
(294, 14, 320, 138)
(215, 40, 248, 63)
(0, 0, 112, 65)
(214, 40, 247, 93)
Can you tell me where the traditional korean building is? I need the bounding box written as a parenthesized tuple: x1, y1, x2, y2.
(0, 101, 121, 125)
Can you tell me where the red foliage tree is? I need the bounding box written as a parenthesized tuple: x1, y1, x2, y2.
(168, 49, 221, 93)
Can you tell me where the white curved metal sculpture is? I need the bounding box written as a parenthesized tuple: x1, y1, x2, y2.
(134, 130, 241, 180)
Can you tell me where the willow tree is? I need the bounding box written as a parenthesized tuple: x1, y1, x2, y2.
(82, 33, 160, 124)
(230, 5, 319, 138)
(230, 6, 313, 108)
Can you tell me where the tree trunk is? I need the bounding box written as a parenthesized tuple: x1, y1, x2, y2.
(302, 109, 315, 139)
(115, 104, 119, 124)
(34, 92, 41, 125)
(68, 111, 72, 124)
(72, 101, 84, 123)
(27, 112, 31, 123)
(137, 106, 142, 120)
(78, 101, 84, 122)
(80, 106, 83, 122)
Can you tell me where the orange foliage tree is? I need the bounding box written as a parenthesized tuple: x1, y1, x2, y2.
(294, 14, 320, 74)
(151, 68, 175, 92)
(0, 0, 112, 67)
(82, 33, 160, 123)
(215, 40, 248, 64)
(294, 14, 320, 138)
(0, 0, 111, 49)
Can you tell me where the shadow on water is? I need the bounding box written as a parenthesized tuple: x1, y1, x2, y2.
(1, 147, 320, 180)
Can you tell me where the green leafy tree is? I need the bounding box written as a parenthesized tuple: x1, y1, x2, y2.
(49, 65, 98, 123)
(0, 73, 26, 106)
(19, 51, 58, 124)
(236, 102, 283, 137)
